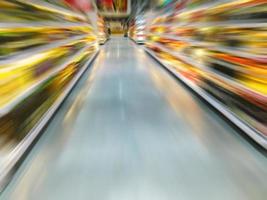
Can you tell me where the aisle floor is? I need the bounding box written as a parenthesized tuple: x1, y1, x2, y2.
(2, 38, 267, 200)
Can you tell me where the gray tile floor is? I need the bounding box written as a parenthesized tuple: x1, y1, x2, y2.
(1, 38, 267, 200)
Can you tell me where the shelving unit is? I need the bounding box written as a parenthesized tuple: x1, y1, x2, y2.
(145, 47, 267, 149)
(0, 0, 99, 190)
(145, 0, 267, 147)
(128, 15, 146, 44)
(0, 42, 96, 117)
(0, 51, 99, 191)
(149, 42, 267, 98)
(97, 16, 109, 45)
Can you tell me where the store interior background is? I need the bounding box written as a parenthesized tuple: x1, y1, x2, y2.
(0, 0, 266, 199)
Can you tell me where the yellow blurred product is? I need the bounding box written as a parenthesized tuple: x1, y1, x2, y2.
(0, 1, 53, 23)
(239, 75, 267, 95)
(0, 68, 33, 99)
(0, 38, 88, 107)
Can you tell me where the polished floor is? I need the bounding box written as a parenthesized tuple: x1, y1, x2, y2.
(1, 38, 267, 200)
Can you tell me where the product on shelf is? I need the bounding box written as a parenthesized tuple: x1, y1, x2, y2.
(0, 25, 94, 58)
(0, 0, 87, 23)
(129, 15, 147, 44)
(97, 16, 109, 44)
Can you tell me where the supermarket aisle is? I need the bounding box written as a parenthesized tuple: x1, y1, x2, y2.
(2, 38, 267, 200)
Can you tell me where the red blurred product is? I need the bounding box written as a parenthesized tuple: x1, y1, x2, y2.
(64, 0, 92, 11)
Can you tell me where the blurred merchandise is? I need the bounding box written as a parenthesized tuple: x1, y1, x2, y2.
(97, 16, 110, 44)
(146, 0, 267, 143)
(110, 21, 124, 34)
(0, 0, 88, 23)
(0, 25, 94, 58)
(128, 15, 146, 44)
